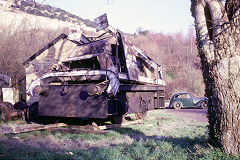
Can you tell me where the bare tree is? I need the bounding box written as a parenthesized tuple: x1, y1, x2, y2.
(0, 17, 68, 84)
(191, 0, 240, 155)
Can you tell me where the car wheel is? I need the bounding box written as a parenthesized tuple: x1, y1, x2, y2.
(200, 101, 207, 109)
(2, 102, 14, 112)
(173, 101, 183, 110)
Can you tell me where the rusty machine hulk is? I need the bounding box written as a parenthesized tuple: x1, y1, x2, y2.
(3, 14, 166, 123)
(0, 74, 25, 122)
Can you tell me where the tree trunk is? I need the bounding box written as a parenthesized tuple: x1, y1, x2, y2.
(191, 0, 240, 155)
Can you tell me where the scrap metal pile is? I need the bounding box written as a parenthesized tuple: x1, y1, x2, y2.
(27, 21, 165, 99)
(1, 14, 165, 123)
(0, 74, 25, 122)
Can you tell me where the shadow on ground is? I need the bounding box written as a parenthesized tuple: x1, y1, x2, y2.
(0, 124, 209, 159)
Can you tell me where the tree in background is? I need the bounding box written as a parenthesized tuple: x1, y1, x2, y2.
(191, 0, 240, 155)
(132, 29, 205, 99)
(0, 18, 67, 84)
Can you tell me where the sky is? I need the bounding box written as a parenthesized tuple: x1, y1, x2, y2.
(36, 0, 194, 35)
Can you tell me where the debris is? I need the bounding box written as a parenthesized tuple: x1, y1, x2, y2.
(1, 123, 67, 134)
(187, 148, 193, 153)
(0, 115, 166, 134)
(207, 143, 214, 149)
(13, 136, 20, 139)
(68, 152, 73, 155)
(144, 116, 170, 121)
(97, 119, 143, 130)
(92, 122, 101, 130)
(144, 124, 153, 127)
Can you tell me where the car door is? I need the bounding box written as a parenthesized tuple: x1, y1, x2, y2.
(180, 94, 194, 107)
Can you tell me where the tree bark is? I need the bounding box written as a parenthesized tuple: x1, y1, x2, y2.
(191, 0, 240, 155)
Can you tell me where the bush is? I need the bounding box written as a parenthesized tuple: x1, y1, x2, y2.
(132, 30, 205, 98)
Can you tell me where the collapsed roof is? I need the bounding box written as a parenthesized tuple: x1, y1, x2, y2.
(24, 27, 165, 97)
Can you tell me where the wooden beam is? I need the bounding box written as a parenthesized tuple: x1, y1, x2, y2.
(96, 119, 143, 130)
(2, 123, 67, 134)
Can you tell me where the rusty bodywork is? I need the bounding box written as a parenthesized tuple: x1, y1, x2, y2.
(0, 74, 25, 122)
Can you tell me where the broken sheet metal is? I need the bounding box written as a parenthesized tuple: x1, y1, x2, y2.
(94, 13, 109, 32)
(26, 29, 165, 102)
(26, 68, 120, 97)
(133, 46, 161, 71)
(121, 36, 165, 86)
(63, 39, 107, 59)
(106, 66, 119, 95)
(133, 46, 165, 85)
(63, 52, 104, 63)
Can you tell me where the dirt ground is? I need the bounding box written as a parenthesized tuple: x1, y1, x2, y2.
(163, 108, 208, 123)
(0, 108, 208, 134)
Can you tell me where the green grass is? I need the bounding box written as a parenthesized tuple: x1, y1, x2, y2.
(0, 110, 239, 160)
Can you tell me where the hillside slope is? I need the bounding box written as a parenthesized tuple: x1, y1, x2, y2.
(0, 0, 98, 83)
(0, 0, 96, 28)
(0, 0, 99, 36)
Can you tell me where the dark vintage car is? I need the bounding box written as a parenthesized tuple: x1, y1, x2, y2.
(169, 93, 208, 109)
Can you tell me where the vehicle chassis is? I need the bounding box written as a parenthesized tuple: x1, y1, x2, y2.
(38, 83, 165, 120)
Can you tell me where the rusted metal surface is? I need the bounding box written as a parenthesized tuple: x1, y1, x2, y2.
(10, 111, 24, 119)
(0, 101, 25, 122)
(38, 83, 165, 119)
(0, 101, 27, 122)
(39, 85, 109, 118)
(0, 103, 11, 122)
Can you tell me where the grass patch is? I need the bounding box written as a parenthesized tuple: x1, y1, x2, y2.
(0, 110, 239, 159)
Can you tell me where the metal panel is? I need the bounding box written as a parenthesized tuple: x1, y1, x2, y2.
(119, 84, 165, 92)
(94, 13, 109, 32)
(39, 85, 108, 118)
(2, 88, 14, 104)
(124, 91, 155, 113)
